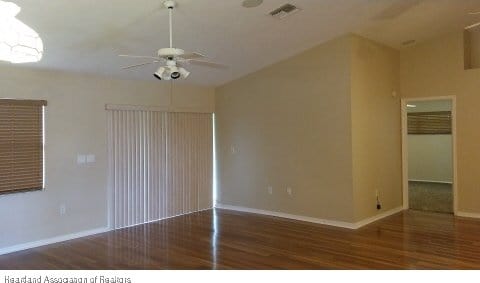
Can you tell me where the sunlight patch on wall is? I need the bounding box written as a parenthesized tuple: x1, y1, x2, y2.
(0, 1, 43, 63)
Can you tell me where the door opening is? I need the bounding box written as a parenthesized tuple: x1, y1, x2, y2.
(401, 96, 457, 214)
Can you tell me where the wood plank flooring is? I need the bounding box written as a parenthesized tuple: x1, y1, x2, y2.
(1, 209, 480, 269)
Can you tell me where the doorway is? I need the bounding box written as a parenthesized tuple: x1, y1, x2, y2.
(401, 97, 457, 214)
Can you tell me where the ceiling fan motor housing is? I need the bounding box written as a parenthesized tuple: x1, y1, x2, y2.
(158, 48, 185, 59)
(120, 0, 225, 80)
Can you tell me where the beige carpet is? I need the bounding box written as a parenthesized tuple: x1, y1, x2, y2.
(409, 181, 453, 214)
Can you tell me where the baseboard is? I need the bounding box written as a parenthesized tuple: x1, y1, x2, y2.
(456, 211, 480, 219)
(216, 204, 404, 230)
(0, 208, 214, 256)
(352, 206, 404, 229)
(215, 204, 355, 229)
(116, 207, 213, 230)
(0, 205, 406, 256)
(0, 227, 110, 256)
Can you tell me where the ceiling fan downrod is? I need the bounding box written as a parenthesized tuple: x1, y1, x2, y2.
(164, 0, 176, 48)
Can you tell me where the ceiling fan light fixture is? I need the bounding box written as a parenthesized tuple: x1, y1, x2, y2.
(179, 67, 190, 78)
(154, 65, 189, 80)
(120, 0, 227, 80)
(169, 65, 181, 79)
(0, 0, 43, 64)
(154, 66, 167, 80)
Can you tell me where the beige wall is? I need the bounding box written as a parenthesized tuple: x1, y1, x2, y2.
(408, 135, 453, 182)
(350, 36, 402, 222)
(465, 27, 480, 69)
(0, 66, 214, 249)
(216, 36, 355, 222)
(400, 31, 480, 214)
(216, 35, 404, 223)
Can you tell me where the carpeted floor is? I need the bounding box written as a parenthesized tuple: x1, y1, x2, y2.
(409, 181, 453, 214)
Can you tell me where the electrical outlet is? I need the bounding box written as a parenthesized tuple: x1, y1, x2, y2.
(286, 187, 292, 196)
(60, 204, 66, 216)
(376, 190, 381, 210)
(267, 186, 273, 195)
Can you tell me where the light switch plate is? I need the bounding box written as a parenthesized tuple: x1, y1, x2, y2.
(77, 154, 86, 164)
(287, 187, 292, 196)
(86, 154, 96, 163)
(268, 186, 273, 195)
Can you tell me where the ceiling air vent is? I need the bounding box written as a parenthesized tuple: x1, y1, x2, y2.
(269, 3, 301, 19)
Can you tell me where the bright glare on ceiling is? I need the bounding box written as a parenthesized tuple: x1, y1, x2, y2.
(0, 0, 43, 64)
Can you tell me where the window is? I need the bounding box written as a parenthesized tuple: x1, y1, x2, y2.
(0, 99, 46, 195)
(408, 111, 452, 135)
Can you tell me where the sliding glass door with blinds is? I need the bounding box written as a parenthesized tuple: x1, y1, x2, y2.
(107, 107, 213, 229)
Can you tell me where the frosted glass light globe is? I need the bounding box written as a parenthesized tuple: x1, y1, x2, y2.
(0, 1, 43, 64)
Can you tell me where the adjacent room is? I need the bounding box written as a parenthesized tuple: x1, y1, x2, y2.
(406, 99, 454, 214)
(1, 0, 480, 271)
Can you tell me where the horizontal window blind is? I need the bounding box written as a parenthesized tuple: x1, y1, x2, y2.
(0, 99, 47, 194)
(408, 111, 452, 135)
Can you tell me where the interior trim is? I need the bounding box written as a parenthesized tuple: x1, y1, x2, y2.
(457, 211, 480, 219)
(215, 204, 404, 229)
(105, 104, 213, 114)
(0, 227, 109, 256)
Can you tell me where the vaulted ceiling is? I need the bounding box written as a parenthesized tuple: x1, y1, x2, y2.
(6, 0, 480, 86)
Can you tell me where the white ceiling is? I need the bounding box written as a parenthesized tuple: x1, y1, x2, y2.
(5, 0, 480, 86)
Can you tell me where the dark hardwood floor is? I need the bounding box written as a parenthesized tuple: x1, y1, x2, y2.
(1, 208, 480, 269)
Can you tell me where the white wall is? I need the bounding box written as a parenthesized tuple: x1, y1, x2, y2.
(0, 66, 214, 249)
(408, 135, 453, 182)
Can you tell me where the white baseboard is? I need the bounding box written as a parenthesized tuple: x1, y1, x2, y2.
(0, 208, 214, 256)
(456, 211, 480, 219)
(216, 204, 404, 229)
(215, 204, 355, 228)
(0, 205, 406, 256)
(352, 206, 404, 229)
(0, 227, 109, 256)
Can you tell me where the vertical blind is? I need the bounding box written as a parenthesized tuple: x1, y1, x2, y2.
(0, 99, 46, 195)
(107, 109, 213, 229)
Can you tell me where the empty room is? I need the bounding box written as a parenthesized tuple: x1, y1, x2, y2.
(1, 0, 480, 275)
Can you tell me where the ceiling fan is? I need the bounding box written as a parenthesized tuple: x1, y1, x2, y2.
(466, 11, 480, 30)
(119, 0, 226, 81)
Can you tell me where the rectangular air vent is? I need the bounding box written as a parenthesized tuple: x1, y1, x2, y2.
(269, 3, 301, 19)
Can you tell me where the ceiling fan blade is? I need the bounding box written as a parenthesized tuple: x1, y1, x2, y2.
(122, 61, 157, 70)
(180, 52, 207, 60)
(469, 12, 480, 15)
(465, 22, 480, 30)
(119, 54, 161, 60)
(188, 60, 228, 69)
